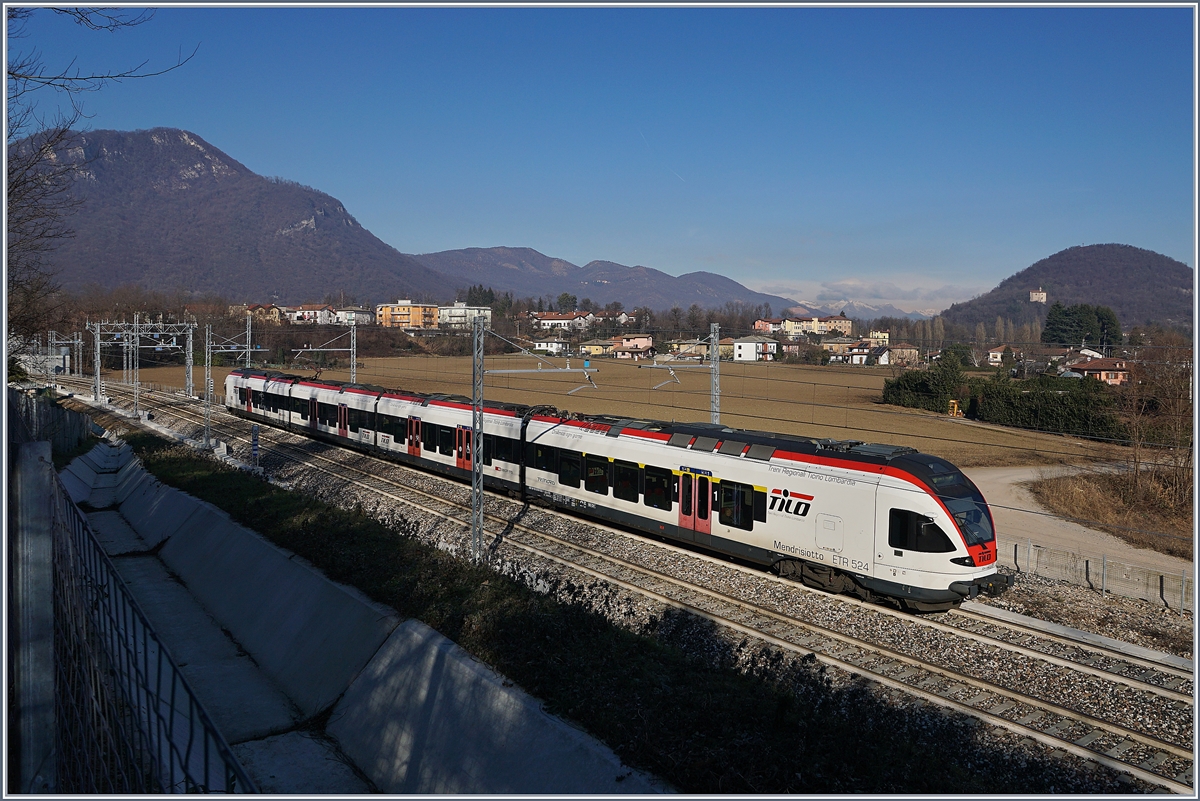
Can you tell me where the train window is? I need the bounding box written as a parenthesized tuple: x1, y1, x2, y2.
(532, 443, 559, 473)
(697, 477, 709, 520)
(558, 452, 581, 488)
(238, 387, 247, 403)
(378, 414, 398, 439)
(422, 422, 436, 452)
(681, 474, 692, 515)
(613, 460, 640, 503)
(718, 481, 755, 531)
(347, 408, 360, 433)
(295, 397, 309, 420)
(318, 403, 337, 427)
(438, 426, 454, 456)
(493, 436, 513, 463)
(754, 489, 767, 523)
(481, 435, 493, 466)
(888, 509, 955, 553)
(643, 466, 672, 511)
(252, 390, 264, 406)
(584, 455, 609, 495)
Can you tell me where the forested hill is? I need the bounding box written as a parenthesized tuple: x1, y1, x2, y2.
(39, 128, 449, 304)
(939, 244, 1192, 331)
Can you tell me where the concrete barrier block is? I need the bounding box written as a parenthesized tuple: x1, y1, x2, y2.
(111, 457, 146, 500)
(327, 620, 667, 795)
(159, 505, 399, 717)
(62, 457, 99, 492)
(59, 469, 93, 504)
(130, 486, 204, 549)
(79, 443, 123, 473)
(113, 465, 156, 507)
(118, 481, 167, 537)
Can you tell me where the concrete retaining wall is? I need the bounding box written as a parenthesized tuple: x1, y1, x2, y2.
(1002, 540, 1193, 613)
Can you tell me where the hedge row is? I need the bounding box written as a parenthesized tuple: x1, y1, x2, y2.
(882, 361, 1124, 440)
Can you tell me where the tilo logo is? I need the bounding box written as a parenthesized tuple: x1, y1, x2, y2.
(769, 489, 812, 516)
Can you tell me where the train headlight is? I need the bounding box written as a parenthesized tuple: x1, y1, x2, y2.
(949, 555, 976, 567)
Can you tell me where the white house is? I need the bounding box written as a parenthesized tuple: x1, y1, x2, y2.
(534, 311, 594, 331)
(438, 302, 493, 330)
(531, 339, 569, 356)
(733, 335, 778, 362)
(987, 345, 1022, 365)
(591, 310, 632, 326)
(334, 307, 374, 326)
(287, 304, 336, 325)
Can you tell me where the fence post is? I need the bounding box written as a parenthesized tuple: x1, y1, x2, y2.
(1101, 554, 1106, 597)
(11, 442, 57, 793)
(1027, 538, 1032, 575)
(1183, 570, 1187, 616)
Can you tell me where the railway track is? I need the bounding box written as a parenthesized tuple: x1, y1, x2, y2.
(62, 379, 1196, 793)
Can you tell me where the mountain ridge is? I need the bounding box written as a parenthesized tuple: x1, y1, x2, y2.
(35, 127, 798, 311)
(408, 250, 799, 311)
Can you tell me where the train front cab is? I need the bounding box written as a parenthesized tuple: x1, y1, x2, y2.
(865, 455, 1005, 611)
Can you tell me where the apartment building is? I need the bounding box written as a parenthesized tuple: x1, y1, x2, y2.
(376, 300, 439, 329)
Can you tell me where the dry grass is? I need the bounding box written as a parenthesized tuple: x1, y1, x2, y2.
(129, 355, 1123, 468)
(1025, 472, 1194, 560)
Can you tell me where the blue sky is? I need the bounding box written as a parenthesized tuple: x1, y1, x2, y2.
(10, 5, 1195, 312)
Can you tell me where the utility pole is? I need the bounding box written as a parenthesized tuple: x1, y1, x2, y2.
(470, 314, 485, 561)
(92, 322, 102, 401)
(245, 313, 252, 369)
(350, 319, 357, 383)
(466, 321, 599, 561)
(121, 328, 129, 386)
(133, 313, 141, 416)
(185, 325, 194, 396)
(204, 325, 213, 448)
(710, 322, 721, 424)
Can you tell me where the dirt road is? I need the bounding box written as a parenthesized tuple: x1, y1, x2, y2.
(964, 465, 1193, 575)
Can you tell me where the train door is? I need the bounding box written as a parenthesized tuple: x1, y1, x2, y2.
(874, 485, 956, 586)
(455, 426, 473, 470)
(677, 472, 712, 537)
(337, 404, 349, 438)
(308, 398, 318, 431)
(407, 416, 421, 456)
(245, 386, 253, 414)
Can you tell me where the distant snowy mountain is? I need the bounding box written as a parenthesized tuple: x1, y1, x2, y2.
(785, 300, 932, 321)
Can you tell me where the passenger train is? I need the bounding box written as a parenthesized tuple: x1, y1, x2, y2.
(225, 368, 1009, 611)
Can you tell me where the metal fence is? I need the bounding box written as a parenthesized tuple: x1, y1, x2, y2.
(9, 400, 256, 793)
(1000, 537, 1192, 613)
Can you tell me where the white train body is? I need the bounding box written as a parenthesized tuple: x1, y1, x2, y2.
(226, 369, 1006, 611)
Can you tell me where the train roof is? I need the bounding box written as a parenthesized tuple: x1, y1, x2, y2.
(582, 418, 917, 467)
(228, 367, 923, 468)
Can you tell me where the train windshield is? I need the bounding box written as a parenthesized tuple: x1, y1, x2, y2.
(894, 456, 994, 546)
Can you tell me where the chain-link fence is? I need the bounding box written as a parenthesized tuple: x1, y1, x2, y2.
(9, 397, 256, 793)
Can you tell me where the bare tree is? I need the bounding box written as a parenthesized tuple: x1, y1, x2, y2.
(6, 8, 195, 371)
